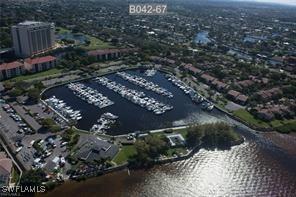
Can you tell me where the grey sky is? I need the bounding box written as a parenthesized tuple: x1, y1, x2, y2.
(235, 0, 296, 6)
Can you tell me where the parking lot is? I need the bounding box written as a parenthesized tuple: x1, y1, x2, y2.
(0, 102, 70, 173)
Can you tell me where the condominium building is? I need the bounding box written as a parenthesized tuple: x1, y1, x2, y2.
(12, 21, 55, 58)
(24, 55, 57, 73)
(0, 55, 56, 80)
(0, 61, 24, 80)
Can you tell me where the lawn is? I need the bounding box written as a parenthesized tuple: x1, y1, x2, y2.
(113, 145, 137, 165)
(8, 68, 64, 82)
(55, 27, 70, 34)
(81, 35, 111, 50)
(166, 147, 187, 157)
(233, 109, 270, 128)
(11, 166, 20, 184)
(55, 27, 111, 50)
(174, 128, 188, 138)
(151, 128, 188, 139)
(273, 119, 296, 133)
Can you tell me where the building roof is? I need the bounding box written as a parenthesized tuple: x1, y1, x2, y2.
(166, 134, 185, 147)
(25, 56, 56, 65)
(0, 152, 7, 160)
(237, 80, 254, 88)
(76, 136, 118, 162)
(257, 87, 282, 100)
(88, 48, 137, 56)
(201, 74, 215, 82)
(184, 64, 202, 74)
(227, 90, 241, 98)
(212, 79, 228, 89)
(17, 21, 52, 27)
(0, 61, 23, 71)
(0, 158, 12, 176)
(237, 94, 248, 102)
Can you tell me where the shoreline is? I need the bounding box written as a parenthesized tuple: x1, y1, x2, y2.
(69, 125, 244, 181)
(14, 66, 292, 193)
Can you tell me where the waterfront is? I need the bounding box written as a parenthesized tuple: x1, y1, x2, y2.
(42, 125, 296, 197)
(40, 69, 296, 196)
(42, 69, 224, 135)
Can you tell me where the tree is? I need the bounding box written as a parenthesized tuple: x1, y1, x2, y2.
(145, 135, 168, 158)
(20, 169, 46, 187)
(34, 81, 45, 90)
(186, 125, 203, 147)
(3, 81, 14, 91)
(15, 81, 30, 90)
(27, 88, 41, 103)
(9, 88, 23, 97)
(41, 118, 61, 132)
(130, 135, 169, 168)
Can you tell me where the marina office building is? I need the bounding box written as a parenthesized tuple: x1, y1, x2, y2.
(12, 21, 55, 58)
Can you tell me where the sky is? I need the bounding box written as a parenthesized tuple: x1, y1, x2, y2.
(235, 0, 296, 6)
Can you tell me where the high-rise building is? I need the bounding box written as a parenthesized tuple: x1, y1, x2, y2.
(12, 21, 55, 58)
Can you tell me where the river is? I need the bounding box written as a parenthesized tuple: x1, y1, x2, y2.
(42, 123, 296, 197)
(41, 69, 296, 196)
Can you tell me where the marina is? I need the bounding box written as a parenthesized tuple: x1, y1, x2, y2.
(42, 69, 223, 135)
(67, 82, 114, 109)
(144, 69, 157, 77)
(94, 76, 173, 115)
(90, 112, 118, 134)
(45, 96, 82, 121)
(166, 74, 214, 110)
(116, 71, 173, 98)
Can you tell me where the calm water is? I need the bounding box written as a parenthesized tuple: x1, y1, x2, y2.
(195, 31, 211, 44)
(43, 125, 296, 197)
(43, 70, 225, 135)
(42, 69, 296, 197)
(56, 33, 87, 44)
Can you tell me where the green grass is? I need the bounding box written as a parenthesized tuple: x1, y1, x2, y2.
(113, 145, 137, 165)
(55, 27, 70, 34)
(11, 167, 20, 183)
(81, 35, 111, 50)
(8, 68, 63, 82)
(274, 119, 296, 133)
(166, 147, 187, 157)
(270, 119, 284, 127)
(175, 128, 188, 138)
(233, 109, 270, 128)
(270, 119, 296, 128)
(56, 27, 111, 50)
(151, 128, 188, 139)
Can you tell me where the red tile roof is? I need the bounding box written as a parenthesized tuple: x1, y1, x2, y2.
(237, 80, 254, 87)
(201, 74, 215, 82)
(227, 90, 241, 98)
(0, 158, 12, 174)
(212, 79, 228, 89)
(184, 64, 202, 74)
(25, 56, 56, 65)
(237, 94, 248, 102)
(0, 61, 23, 71)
